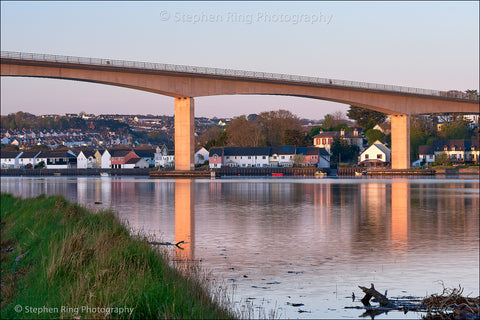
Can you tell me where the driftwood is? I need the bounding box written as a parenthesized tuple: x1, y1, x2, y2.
(148, 240, 185, 248)
(349, 284, 480, 320)
(359, 283, 392, 307)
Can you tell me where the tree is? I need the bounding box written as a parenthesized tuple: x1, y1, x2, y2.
(322, 114, 336, 131)
(410, 116, 432, 161)
(433, 152, 451, 166)
(292, 154, 305, 167)
(256, 110, 302, 146)
(197, 126, 223, 148)
(283, 129, 307, 146)
(364, 119, 377, 132)
(34, 161, 45, 169)
(330, 137, 360, 166)
(438, 119, 472, 140)
(226, 115, 263, 147)
(308, 126, 323, 137)
(365, 129, 385, 145)
(346, 106, 386, 129)
(202, 129, 227, 149)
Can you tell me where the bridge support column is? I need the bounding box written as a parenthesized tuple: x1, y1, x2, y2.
(391, 114, 410, 169)
(174, 97, 195, 171)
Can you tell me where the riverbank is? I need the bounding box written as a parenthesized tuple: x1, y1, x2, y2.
(0, 194, 235, 319)
(0, 168, 154, 176)
(2, 165, 478, 178)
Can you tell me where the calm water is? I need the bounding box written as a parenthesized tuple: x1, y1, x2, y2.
(1, 176, 479, 319)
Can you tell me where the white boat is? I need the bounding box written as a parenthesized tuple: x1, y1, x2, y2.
(100, 172, 110, 177)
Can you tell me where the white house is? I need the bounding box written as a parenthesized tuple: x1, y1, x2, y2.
(413, 145, 435, 167)
(195, 147, 209, 165)
(38, 150, 77, 169)
(223, 147, 271, 168)
(154, 145, 174, 168)
(77, 150, 97, 169)
(359, 140, 391, 167)
(209, 146, 331, 168)
(101, 149, 112, 169)
(124, 157, 150, 169)
(18, 151, 42, 168)
(1, 151, 22, 168)
(134, 149, 156, 167)
(269, 146, 296, 167)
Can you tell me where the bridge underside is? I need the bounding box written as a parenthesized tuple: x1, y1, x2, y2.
(2, 62, 479, 170)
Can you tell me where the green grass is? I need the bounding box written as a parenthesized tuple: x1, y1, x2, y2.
(1, 193, 235, 319)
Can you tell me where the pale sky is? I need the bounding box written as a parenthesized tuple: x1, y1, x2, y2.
(1, 1, 479, 119)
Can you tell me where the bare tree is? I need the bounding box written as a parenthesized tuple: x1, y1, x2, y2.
(226, 115, 264, 147)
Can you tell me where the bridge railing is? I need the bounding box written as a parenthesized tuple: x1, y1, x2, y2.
(1, 50, 478, 101)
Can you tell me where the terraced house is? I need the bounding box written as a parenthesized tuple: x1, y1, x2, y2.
(432, 140, 480, 164)
(209, 146, 330, 168)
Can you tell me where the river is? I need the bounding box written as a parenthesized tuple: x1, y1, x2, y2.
(1, 176, 478, 319)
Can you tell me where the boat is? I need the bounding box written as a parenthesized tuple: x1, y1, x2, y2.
(100, 172, 110, 177)
(315, 171, 327, 178)
(355, 171, 366, 176)
(272, 173, 284, 177)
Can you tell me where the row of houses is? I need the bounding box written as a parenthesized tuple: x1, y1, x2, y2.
(414, 140, 480, 166)
(208, 146, 331, 168)
(0, 146, 210, 169)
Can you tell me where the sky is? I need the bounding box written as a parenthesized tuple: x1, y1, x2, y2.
(1, 1, 479, 120)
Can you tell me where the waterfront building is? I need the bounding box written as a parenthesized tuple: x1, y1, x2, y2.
(209, 146, 330, 168)
(432, 140, 480, 164)
(359, 140, 391, 167)
(313, 128, 363, 153)
(77, 150, 97, 169)
(0, 151, 22, 168)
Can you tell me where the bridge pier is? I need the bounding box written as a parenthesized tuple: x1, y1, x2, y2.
(174, 97, 195, 171)
(391, 114, 411, 169)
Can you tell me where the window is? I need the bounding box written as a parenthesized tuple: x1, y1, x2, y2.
(377, 154, 382, 159)
(262, 156, 266, 159)
(214, 155, 217, 161)
(281, 156, 285, 159)
(365, 154, 369, 159)
(248, 156, 251, 159)
(322, 138, 326, 145)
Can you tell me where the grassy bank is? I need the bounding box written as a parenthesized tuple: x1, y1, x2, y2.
(0, 193, 235, 319)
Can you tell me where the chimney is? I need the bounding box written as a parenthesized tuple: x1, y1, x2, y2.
(354, 128, 358, 136)
(340, 128, 345, 136)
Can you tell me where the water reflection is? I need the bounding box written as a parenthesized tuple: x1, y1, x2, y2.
(175, 179, 195, 262)
(391, 182, 409, 253)
(1, 177, 478, 319)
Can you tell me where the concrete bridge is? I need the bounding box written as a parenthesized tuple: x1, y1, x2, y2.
(1, 51, 478, 169)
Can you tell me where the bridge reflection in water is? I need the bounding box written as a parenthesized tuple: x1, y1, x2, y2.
(174, 179, 195, 262)
(391, 182, 410, 253)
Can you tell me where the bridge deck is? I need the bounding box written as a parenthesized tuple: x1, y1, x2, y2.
(2, 50, 478, 102)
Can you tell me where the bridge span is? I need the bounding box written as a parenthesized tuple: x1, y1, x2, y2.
(1, 51, 478, 169)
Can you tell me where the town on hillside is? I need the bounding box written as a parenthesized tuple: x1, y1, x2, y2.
(1, 107, 479, 170)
